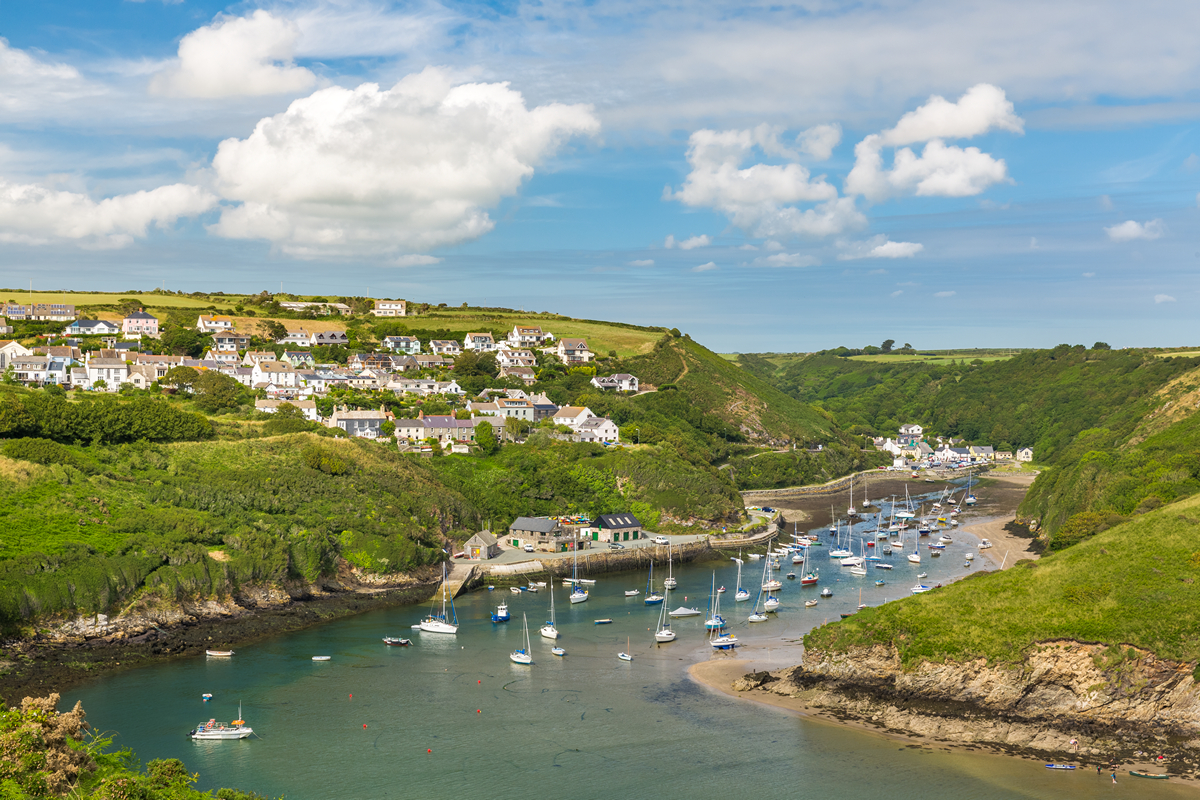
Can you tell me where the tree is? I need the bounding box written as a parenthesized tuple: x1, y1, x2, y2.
(160, 327, 206, 357)
(92, 379, 107, 391)
(1093, 341, 1112, 351)
(504, 416, 530, 442)
(163, 366, 200, 393)
(262, 320, 288, 341)
(380, 420, 396, 437)
(881, 339, 895, 353)
(193, 370, 243, 412)
(474, 420, 499, 454)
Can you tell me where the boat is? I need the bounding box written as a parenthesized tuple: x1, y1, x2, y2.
(820, 587, 832, 597)
(530, 581, 547, 587)
(963, 471, 977, 506)
(874, 563, 893, 570)
(202, 693, 213, 701)
(805, 599, 819, 608)
(862, 495, 871, 508)
(839, 611, 854, 619)
(624, 589, 640, 597)
(911, 584, 931, 594)
(540, 585, 560, 640)
(785, 571, 796, 580)
(749, 558, 770, 621)
(525, 584, 539, 593)
(907, 530, 921, 564)
(979, 538, 993, 549)
(670, 606, 701, 617)
(655, 583, 677, 642)
(732, 556, 751, 602)
(763, 595, 780, 611)
(710, 630, 738, 650)
(644, 562, 664, 605)
(965, 552, 975, 561)
(762, 541, 783, 590)
(510, 586, 523, 595)
(857, 588, 867, 610)
(491, 602, 510, 623)
(917, 571, 928, 579)
(828, 504, 837, 534)
(189, 702, 252, 740)
(800, 547, 819, 586)
(792, 553, 805, 564)
(569, 546, 588, 604)
(618, 637, 633, 661)
(748, 553, 763, 560)
(930, 549, 942, 557)
(847, 474, 857, 517)
(205, 650, 234, 657)
(594, 618, 613, 625)
(383, 637, 412, 646)
(704, 572, 726, 630)
(849, 539, 867, 576)
(419, 563, 459, 634)
(875, 579, 886, 586)
(1044, 764, 1076, 770)
(1129, 770, 1169, 779)
(663, 544, 677, 589)
(717, 586, 726, 593)
(551, 646, 566, 656)
(510, 614, 533, 665)
(312, 656, 331, 662)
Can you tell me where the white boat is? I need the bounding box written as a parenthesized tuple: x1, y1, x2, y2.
(419, 563, 459, 634)
(805, 599, 819, 608)
(655, 584, 677, 642)
(963, 471, 977, 505)
(763, 595, 780, 611)
(732, 556, 751, 602)
(624, 589, 640, 597)
(618, 637, 633, 661)
(669, 606, 701, 617)
(663, 544, 677, 589)
(644, 562, 664, 605)
(551, 646, 566, 656)
(525, 584, 539, 593)
(704, 572, 726, 630)
(510, 613, 533, 665)
(540, 585, 560, 640)
(762, 545, 783, 590)
(849, 539, 867, 576)
(820, 587, 833, 597)
(911, 584, 931, 594)
(840, 556, 863, 568)
(979, 538, 993, 549)
(907, 532, 921, 564)
(749, 557, 771, 622)
(792, 553, 805, 565)
(205, 650, 234, 658)
(510, 587, 523, 595)
(847, 473, 857, 517)
(190, 702, 252, 740)
(748, 553, 763, 560)
(530, 581, 547, 587)
(965, 552, 975, 561)
(917, 571, 928, 579)
(710, 631, 738, 650)
(312, 656, 331, 661)
(569, 546, 588, 604)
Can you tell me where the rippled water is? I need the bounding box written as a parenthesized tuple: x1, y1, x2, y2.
(67, 528, 1187, 800)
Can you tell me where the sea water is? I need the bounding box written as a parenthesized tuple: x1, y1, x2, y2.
(67, 536, 1185, 799)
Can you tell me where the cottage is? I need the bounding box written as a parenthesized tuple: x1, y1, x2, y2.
(211, 331, 251, 352)
(255, 398, 320, 421)
(381, 336, 421, 354)
(507, 326, 547, 347)
(496, 349, 537, 368)
(596, 513, 643, 543)
(413, 354, 450, 369)
(500, 365, 537, 385)
(371, 300, 407, 317)
(574, 417, 620, 443)
(555, 338, 593, 364)
(552, 406, 596, 429)
(429, 340, 462, 356)
(589, 373, 639, 392)
(276, 329, 312, 346)
(995, 450, 1014, 461)
(84, 357, 129, 391)
(970, 445, 995, 461)
(251, 360, 298, 388)
(281, 351, 316, 369)
(203, 349, 240, 366)
(464, 332, 497, 352)
(1016, 447, 1034, 462)
(122, 309, 159, 338)
(64, 319, 121, 336)
(464, 530, 501, 560)
(507, 516, 566, 552)
(0, 340, 33, 370)
(309, 329, 349, 347)
(328, 405, 391, 438)
(196, 315, 234, 333)
(899, 423, 924, 436)
(242, 351, 277, 365)
(10, 355, 50, 385)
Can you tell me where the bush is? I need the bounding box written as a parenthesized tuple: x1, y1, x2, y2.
(301, 444, 347, 475)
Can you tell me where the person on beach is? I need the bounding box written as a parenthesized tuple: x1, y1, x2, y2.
(1095, 765, 1101, 775)
(1110, 771, 1117, 784)
(1070, 738, 1078, 752)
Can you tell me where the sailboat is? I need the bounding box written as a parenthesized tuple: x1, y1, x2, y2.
(704, 573, 726, 630)
(847, 473, 857, 517)
(964, 471, 977, 506)
(849, 539, 868, 576)
(189, 701, 253, 740)
(857, 588, 867, 610)
(800, 545, 819, 586)
(762, 541, 783, 591)
(644, 562, 664, 605)
(829, 521, 852, 558)
(655, 583, 677, 642)
(663, 544, 677, 589)
(539, 585, 559, 639)
(569, 545, 588, 604)
(748, 574, 768, 623)
(895, 486, 916, 520)
(419, 562, 459, 634)
(510, 614, 533, 665)
(907, 531, 921, 564)
(733, 556, 751, 601)
(618, 637, 633, 661)
(828, 505, 837, 534)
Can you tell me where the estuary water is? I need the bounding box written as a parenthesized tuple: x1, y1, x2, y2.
(67, 529, 1190, 800)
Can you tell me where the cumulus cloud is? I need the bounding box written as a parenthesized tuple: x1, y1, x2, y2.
(0, 178, 215, 248)
(667, 123, 864, 239)
(150, 11, 317, 98)
(665, 234, 710, 250)
(692, 261, 717, 272)
(933, 290, 956, 298)
(208, 68, 599, 258)
(749, 252, 819, 268)
(838, 235, 924, 260)
(1105, 219, 1165, 242)
(845, 84, 1023, 202)
(393, 254, 441, 266)
(1155, 294, 1176, 304)
(797, 124, 841, 160)
(629, 259, 655, 266)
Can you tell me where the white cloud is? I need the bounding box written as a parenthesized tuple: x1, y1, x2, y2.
(1099, 194, 1114, 210)
(692, 261, 718, 272)
(667, 124, 864, 239)
(738, 244, 758, 251)
(1082, 271, 1095, 278)
(678, 234, 711, 250)
(629, 259, 655, 266)
(1196, 192, 1200, 208)
(933, 290, 956, 298)
(1105, 219, 1165, 242)
(868, 268, 887, 275)
(797, 124, 841, 160)
(763, 240, 785, 251)
(150, 11, 317, 98)
(845, 84, 1022, 202)
(838, 235, 924, 260)
(750, 252, 819, 268)
(0, 178, 215, 248)
(0, 38, 97, 116)
(1155, 294, 1176, 304)
(1030, 236, 1038, 249)
(890, 290, 903, 297)
(209, 68, 599, 258)
(393, 254, 442, 266)
(1183, 154, 1199, 173)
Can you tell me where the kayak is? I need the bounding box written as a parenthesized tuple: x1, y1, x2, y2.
(1044, 764, 1075, 770)
(1129, 770, 1169, 780)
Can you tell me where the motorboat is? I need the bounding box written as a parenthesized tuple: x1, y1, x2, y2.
(190, 703, 252, 740)
(669, 606, 702, 617)
(594, 618, 614, 625)
(979, 539, 993, 549)
(911, 584, 931, 594)
(312, 656, 331, 661)
(491, 602, 510, 623)
(205, 650, 234, 658)
(805, 599, 819, 608)
(820, 587, 832, 597)
(624, 589, 640, 597)
(383, 637, 412, 646)
(551, 647, 566, 656)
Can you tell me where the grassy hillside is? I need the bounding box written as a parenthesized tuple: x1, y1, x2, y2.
(806, 491, 1200, 667)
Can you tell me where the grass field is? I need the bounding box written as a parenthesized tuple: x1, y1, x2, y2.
(0, 290, 248, 309)
(847, 349, 1023, 364)
(1155, 350, 1200, 358)
(416, 310, 664, 357)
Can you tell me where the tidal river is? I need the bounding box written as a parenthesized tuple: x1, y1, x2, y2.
(67, 535, 1188, 799)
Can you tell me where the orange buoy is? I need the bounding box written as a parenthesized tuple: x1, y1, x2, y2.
(363, 723, 367, 729)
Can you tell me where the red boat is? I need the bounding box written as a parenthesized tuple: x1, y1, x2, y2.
(800, 571, 819, 586)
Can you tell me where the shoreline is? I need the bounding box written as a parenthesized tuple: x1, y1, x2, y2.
(685, 648, 1194, 785)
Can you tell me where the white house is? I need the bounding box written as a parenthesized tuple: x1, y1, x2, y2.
(328, 406, 391, 438)
(590, 373, 638, 392)
(382, 336, 421, 354)
(64, 320, 121, 337)
(556, 338, 593, 364)
(211, 331, 251, 352)
(508, 326, 547, 347)
(1016, 447, 1034, 462)
(0, 340, 33, 370)
(469, 397, 534, 421)
(574, 417, 620, 443)
(255, 398, 320, 421)
(276, 329, 311, 346)
(371, 300, 407, 317)
(429, 340, 462, 356)
(84, 357, 129, 391)
(251, 360, 298, 388)
(197, 315, 234, 333)
(10, 355, 50, 385)
(500, 365, 536, 385)
(463, 332, 497, 352)
(552, 406, 597, 429)
(203, 349, 240, 366)
(497, 349, 537, 368)
(899, 423, 924, 436)
(880, 438, 903, 456)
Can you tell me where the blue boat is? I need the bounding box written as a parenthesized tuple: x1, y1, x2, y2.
(594, 618, 613, 625)
(491, 602, 510, 623)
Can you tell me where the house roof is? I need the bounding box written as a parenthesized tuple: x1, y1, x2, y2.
(559, 338, 588, 348)
(254, 361, 295, 372)
(509, 516, 560, 533)
(255, 399, 317, 410)
(466, 531, 498, 546)
(554, 406, 591, 419)
(597, 513, 641, 529)
(124, 310, 157, 320)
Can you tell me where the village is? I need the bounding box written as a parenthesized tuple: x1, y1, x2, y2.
(0, 299, 639, 449)
(871, 423, 1034, 468)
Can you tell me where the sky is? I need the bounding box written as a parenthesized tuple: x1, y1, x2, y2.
(0, 1, 1198, 353)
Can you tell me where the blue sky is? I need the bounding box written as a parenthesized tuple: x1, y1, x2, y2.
(1, 1, 1198, 352)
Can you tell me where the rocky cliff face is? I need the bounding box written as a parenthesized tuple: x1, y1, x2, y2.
(739, 640, 1200, 764)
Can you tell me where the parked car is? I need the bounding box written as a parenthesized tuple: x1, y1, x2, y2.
(522, 543, 535, 553)
(652, 535, 669, 545)
(608, 542, 625, 550)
